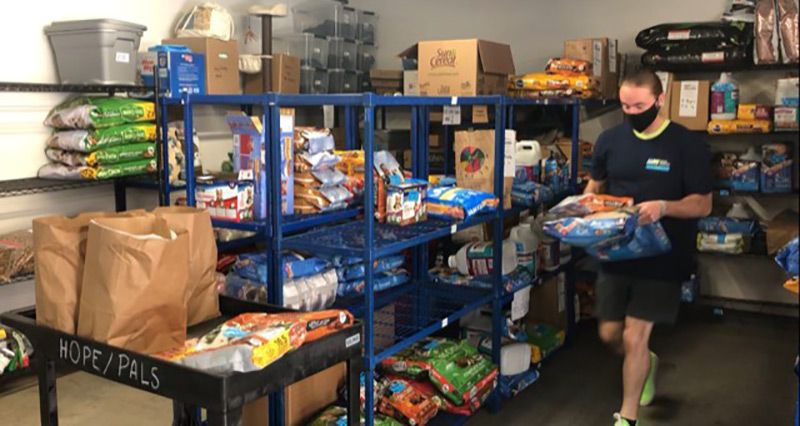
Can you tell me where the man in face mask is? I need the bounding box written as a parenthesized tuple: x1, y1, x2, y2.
(584, 69, 713, 426)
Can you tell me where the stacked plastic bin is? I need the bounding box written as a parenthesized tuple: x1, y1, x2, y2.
(280, 0, 377, 94)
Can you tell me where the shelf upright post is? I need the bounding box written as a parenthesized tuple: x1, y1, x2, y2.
(113, 179, 127, 212)
(442, 124, 453, 176)
(363, 94, 377, 426)
(345, 105, 356, 150)
(159, 98, 171, 206)
(183, 93, 196, 207)
(570, 99, 580, 194)
(491, 99, 505, 364)
(267, 94, 286, 426)
(410, 104, 424, 331)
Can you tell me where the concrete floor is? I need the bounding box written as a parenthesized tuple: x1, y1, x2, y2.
(1, 306, 797, 426)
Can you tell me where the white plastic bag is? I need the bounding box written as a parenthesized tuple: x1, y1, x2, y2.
(175, 3, 235, 41)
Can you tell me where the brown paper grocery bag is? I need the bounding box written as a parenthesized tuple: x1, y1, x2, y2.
(454, 129, 513, 209)
(77, 216, 189, 354)
(33, 210, 147, 334)
(154, 206, 220, 325)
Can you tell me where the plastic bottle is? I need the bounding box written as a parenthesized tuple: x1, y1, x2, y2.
(711, 73, 739, 121)
(448, 240, 519, 276)
(510, 223, 538, 273)
(541, 236, 560, 272)
(515, 140, 542, 183)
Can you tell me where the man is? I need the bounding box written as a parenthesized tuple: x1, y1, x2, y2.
(584, 69, 713, 426)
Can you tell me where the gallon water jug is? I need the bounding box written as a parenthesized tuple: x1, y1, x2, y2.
(515, 140, 542, 184)
(510, 223, 538, 273)
(448, 240, 519, 276)
(711, 72, 739, 121)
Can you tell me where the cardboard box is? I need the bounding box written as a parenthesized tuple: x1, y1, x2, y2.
(669, 80, 711, 131)
(195, 180, 254, 222)
(386, 179, 428, 226)
(404, 70, 419, 95)
(564, 38, 618, 99)
(398, 39, 516, 96)
(526, 273, 567, 330)
(243, 53, 301, 94)
(242, 363, 346, 426)
(163, 37, 240, 94)
(139, 49, 206, 97)
(655, 71, 674, 120)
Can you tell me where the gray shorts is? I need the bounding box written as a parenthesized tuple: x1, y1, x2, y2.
(595, 271, 682, 324)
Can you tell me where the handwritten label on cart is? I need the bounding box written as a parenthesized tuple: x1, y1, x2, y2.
(58, 338, 160, 391)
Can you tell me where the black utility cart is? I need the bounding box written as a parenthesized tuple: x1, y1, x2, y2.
(1, 296, 363, 426)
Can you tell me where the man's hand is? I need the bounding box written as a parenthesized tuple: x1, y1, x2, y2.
(637, 200, 666, 225)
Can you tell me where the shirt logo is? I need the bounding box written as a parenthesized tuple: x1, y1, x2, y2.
(645, 158, 671, 172)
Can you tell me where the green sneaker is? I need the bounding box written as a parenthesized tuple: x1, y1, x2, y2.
(613, 413, 639, 425)
(640, 351, 659, 406)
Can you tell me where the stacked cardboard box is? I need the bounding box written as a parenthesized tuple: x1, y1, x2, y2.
(563, 38, 619, 99)
(370, 69, 403, 95)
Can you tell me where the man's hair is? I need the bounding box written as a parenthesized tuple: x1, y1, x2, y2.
(621, 68, 663, 97)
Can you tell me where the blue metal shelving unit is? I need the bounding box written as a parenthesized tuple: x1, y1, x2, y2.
(146, 91, 607, 425)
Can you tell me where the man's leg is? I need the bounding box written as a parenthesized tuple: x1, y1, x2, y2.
(598, 320, 624, 355)
(619, 316, 654, 421)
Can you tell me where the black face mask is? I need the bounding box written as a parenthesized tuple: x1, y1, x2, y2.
(625, 102, 660, 133)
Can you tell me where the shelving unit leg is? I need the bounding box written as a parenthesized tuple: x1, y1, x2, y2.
(159, 100, 171, 206)
(183, 95, 196, 207)
(489, 102, 506, 413)
(113, 179, 126, 212)
(206, 408, 243, 426)
(345, 106, 357, 150)
(347, 356, 362, 426)
(363, 101, 377, 426)
(570, 100, 580, 193)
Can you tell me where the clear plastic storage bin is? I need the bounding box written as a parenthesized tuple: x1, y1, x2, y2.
(293, 0, 357, 39)
(355, 71, 370, 92)
(45, 19, 147, 85)
(357, 10, 377, 44)
(328, 37, 357, 71)
(275, 33, 329, 69)
(301, 66, 328, 94)
(344, 71, 358, 93)
(327, 69, 345, 93)
(357, 42, 376, 72)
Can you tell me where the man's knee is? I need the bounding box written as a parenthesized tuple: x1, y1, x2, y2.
(598, 322, 623, 348)
(622, 322, 651, 354)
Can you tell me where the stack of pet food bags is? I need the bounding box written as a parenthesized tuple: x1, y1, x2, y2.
(324, 254, 410, 299)
(309, 405, 402, 426)
(156, 310, 355, 373)
(697, 216, 758, 255)
(543, 194, 673, 261)
(166, 121, 203, 185)
(775, 237, 799, 293)
(294, 127, 356, 214)
(509, 58, 598, 99)
(379, 338, 498, 420)
(0, 229, 33, 284)
(0, 326, 32, 376)
(637, 20, 754, 68)
(223, 251, 338, 310)
(38, 97, 158, 180)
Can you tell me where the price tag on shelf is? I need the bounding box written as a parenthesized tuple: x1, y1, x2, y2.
(238, 169, 254, 181)
(451, 225, 458, 234)
(441, 318, 449, 328)
(443, 106, 461, 126)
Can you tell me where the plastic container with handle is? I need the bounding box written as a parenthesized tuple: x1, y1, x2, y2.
(515, 140, 542, 184)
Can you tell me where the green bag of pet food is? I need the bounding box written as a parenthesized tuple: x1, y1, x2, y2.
(80, 158, 157, 180)
(46, 123, 157, 152)
(423, 340, 498, 407)
(44, 96, 155, 129)
(46, 143, 157, 167)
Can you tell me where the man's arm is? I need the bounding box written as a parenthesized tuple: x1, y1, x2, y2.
(584, 178, 606, 195)
(638, 193, 712, 224)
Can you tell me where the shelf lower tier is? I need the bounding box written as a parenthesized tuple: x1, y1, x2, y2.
(336, 281, 494, 365)
(0, 178, 108, 198)
(283, 213, 498, 258)
(211, 208, 363, 235)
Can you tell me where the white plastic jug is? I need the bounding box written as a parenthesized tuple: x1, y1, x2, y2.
(515, 140, 542, 183)
(510, 223, 538, 273)
(448, 240, 519, 276)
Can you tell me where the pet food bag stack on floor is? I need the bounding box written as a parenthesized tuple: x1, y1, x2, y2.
(697, 216, 758, 255)
(294, 127, 356, 214)
(38, 97, 158, 180)
(509, 58, 598, 99)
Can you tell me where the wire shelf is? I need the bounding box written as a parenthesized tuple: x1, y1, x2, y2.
(283, 213, 498, 258)
(0, 178, 108, 198)
(0, 82, 147, 93)
(210, 208, 364, 235)
(1, 274, 34, 286)
(365, 282, 494, 363)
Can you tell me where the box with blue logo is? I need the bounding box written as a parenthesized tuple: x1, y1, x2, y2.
(139, 45, 206, 97)
(761, 144, 793, 193)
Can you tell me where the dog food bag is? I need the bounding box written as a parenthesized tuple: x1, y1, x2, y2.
(775, 237, 799, 277)
(544, 210, 638, 248)
(586, 221, 673, 261)
(544, 58, 592, 76)
(756, 0, 780, 64)
(295, 151, 341, 172)
(79, 158, 157, 180)
(0, 229, 34, 284)
(295, 168, 348, 188)
(426, 186, 499, 220)
(337, 254, 406, 282)
(761, 143, 794, 193)
(37, 163, 87, 180)
(707, 119, 772, 134)
(423, 340, 499, 407)
(697, 232, 746, 254)
(46, 124, 157, 152)
(337, 270, 410, 298)
(377, 378, 440, 426)
(309, 405, 402, 426)
(698, 217, 757, 234)
(46, 143, 157, 167)
(44, 97, 155, 129)
(265, 309, 354, 342)
(294, 127, 335, 154)
(778, 0, 800, 63)
(547, 194, 634, 218)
